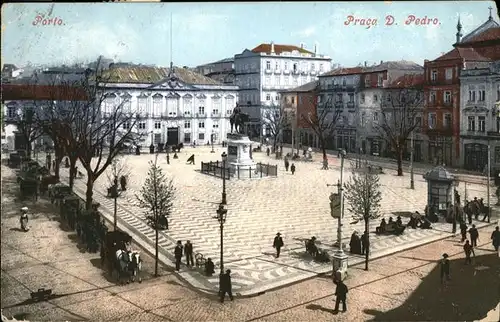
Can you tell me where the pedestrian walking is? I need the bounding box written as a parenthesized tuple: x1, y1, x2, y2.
(333, 278, 348, 313)
(174, 240, 183, 271)
(468, 224, 479, 247)
(290, 163, 296, 175)
(440, 253, 451, 284)
(266, 147, 270, 156)
(491, 226, 500, 252)
(273, 232, 284, 258)
(361, 230, 370, 255)
(184, 240, 194, 267)
(460, 222, 468, 242)
(166, 153, 170, 165)
(463, 240, 474, 265)
(284, 158, 290, 171)
(219, 269, 234, 303)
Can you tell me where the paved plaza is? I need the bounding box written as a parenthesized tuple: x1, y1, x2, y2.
(51, 145, 495, 295)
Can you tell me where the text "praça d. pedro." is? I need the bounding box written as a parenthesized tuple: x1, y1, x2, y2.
(344, 15, 440, 29)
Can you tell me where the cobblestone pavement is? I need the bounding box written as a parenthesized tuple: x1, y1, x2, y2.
(39, 146, 496, 295)
(2, 163, 498, 322)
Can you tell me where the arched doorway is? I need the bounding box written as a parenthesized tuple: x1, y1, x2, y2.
(464, 143, 488, 172)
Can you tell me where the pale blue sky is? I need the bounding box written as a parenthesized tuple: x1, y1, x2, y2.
(1, 1, 498, 68)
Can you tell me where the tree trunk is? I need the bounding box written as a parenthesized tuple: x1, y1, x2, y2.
(54, 147, 64, 180)
(68, 156, 78, 189)
(85, 173, 94, 210)
(113, 196, 118, 231)
(364, 218, 370, 270)
(25, 138, 32, 160)
(155, 219, 159, 277)
(396, 147, 404, 176)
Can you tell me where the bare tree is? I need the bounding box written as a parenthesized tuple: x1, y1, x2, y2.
(375, 81, 423, 176)
(300, 95, 341, 162)
(106, 157, 130, 231)
(343, 167, 382, 270)
(135, 154, 176, 277)
(8, 98, 42, 159)
(68, 58, 141, 210)
(261, 106, 288, 152)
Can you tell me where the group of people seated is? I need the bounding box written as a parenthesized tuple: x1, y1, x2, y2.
(305, 237, 330, 262)
(376, 216, 404, 234)
(407, 211, 432, 229)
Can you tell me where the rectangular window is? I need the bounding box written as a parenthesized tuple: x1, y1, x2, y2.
(284, 77, 289, 85)
(478, 116, 485, 132)
(361, 112, 366, 126)
(266, 61, 271, 70)
(265, 77, 271, 85)
(444, 91, 451, 103)
(478, 90, 485, 101)
(386, 93, 392, 102)
(311, 63, 315, 71)
(336, 94, 343, 102)
(198, 133, 205, 140)
(213, 122, 219, 128)
(374, 95, 379, 102)
(364, 77, 370, 87)
(445, 68, 453, 80)
(138, 122, 146, 130)
(348, 93, 354, 102)
(198, 106, 205, 114)
(276, 76, 280, 85)
(184, 121, 191, 128)
(415, 116, 422, 132)
(266, 94, 271, 101)
(430, 91, 436, 103)
(431, 70, 437, 81)
(342, 77, 346, 86)
(469, 90, 476, 102)
(291, 97, 295, 104)
(275, 61, 279, 70)
(198, 122, 205, 128)
(319, 63, 323, 72)
(467, 116, 475, 131)
(361, 93, 365, 103)
(284, 62, 288, 70)
(428, 113, 436, 129)
(377, 73, 383, 86)
(443, 113, 452, 129)
(373, 112, 379, 122)
(154, 121, 161, 129)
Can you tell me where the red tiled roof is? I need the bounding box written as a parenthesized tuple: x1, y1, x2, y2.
(434, 47, 491, 62)
(460, 27, 500, 44)
(1, 84, 88, 101)
(251, 43, 314, 55)
(320, 67, 365, 77)
(388, 74, 424, 88)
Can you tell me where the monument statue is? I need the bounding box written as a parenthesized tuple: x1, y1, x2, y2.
(229, 104, 249, 134)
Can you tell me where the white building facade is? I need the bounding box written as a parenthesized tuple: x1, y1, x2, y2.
(101, 67, 239, 147)
(234, 42, 331, 138)
(459, 60, 500, 172)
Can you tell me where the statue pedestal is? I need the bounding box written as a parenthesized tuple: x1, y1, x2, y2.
(226, 133, 255, 178)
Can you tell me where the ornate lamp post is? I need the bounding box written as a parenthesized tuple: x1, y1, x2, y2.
(221, 152, 227, 205)
(332, 149, 348, 280)
(211, 131, 215, 153)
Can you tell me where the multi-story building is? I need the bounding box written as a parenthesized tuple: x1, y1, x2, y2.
(99, 65, 239, 146)
(423, 13, 500, 167)
(280, 80, 319, 149)
(459, 60, 500, 172)
(318, 67, 363, 153)
(317, 61, 422, 155)
(359, 61, 424, 156)
(3, 64, 239, 148)
(234, 42, 331, 138)
(194, 58, 235, 85)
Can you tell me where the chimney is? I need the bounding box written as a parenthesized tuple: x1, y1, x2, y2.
(380, 60, 383, 64)
(271, 41, 275, 54)
(300, 42, 304, 49)
(314, 43, 317, 54)
(364, 61, 367, 67)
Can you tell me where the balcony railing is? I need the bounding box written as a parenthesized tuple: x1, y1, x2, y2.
(429, 79, 454, 85)
(274, 69, 282, 75)
(211, 113, 222, 118)
(292, 70, 300, 75)
(283, 70, 290, 75)
(301, 70, 308, 75)
(310, 70, 317, 76)
(196, 113, 207, 118)
(443, 100, 453, 107)
(184, 113, 193, 118)
(347, 102, 355, 109)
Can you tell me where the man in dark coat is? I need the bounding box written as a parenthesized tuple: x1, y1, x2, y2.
(491, 226, 500, 252)
(361, 231, 370, 255)
(333, 278, 348, 313)
(174, 240, 183, 271)
(440, 253, 451, 284)
(219, 269, 234, 303)
(460, 222, 468, 242)
(273, 232, 284, 258)
(284, 158, 290, 171)
(463, 240, 474, 265)
(468, 224, 479, 247)
(184, 240, 194, 267)
(290, 163, 296, 175)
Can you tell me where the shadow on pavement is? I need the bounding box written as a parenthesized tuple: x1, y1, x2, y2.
(364, 253, 500, 321)
(67, 233, 89, 253)
(305, 303, 338, 315)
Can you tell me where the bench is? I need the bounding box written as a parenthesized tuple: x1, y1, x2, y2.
(30, 288, 52, 302)
(375, 222, 406, 235)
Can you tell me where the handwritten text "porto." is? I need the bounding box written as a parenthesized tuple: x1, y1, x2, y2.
(32, 15, 64, 26)
(344, 15, 440, 29)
